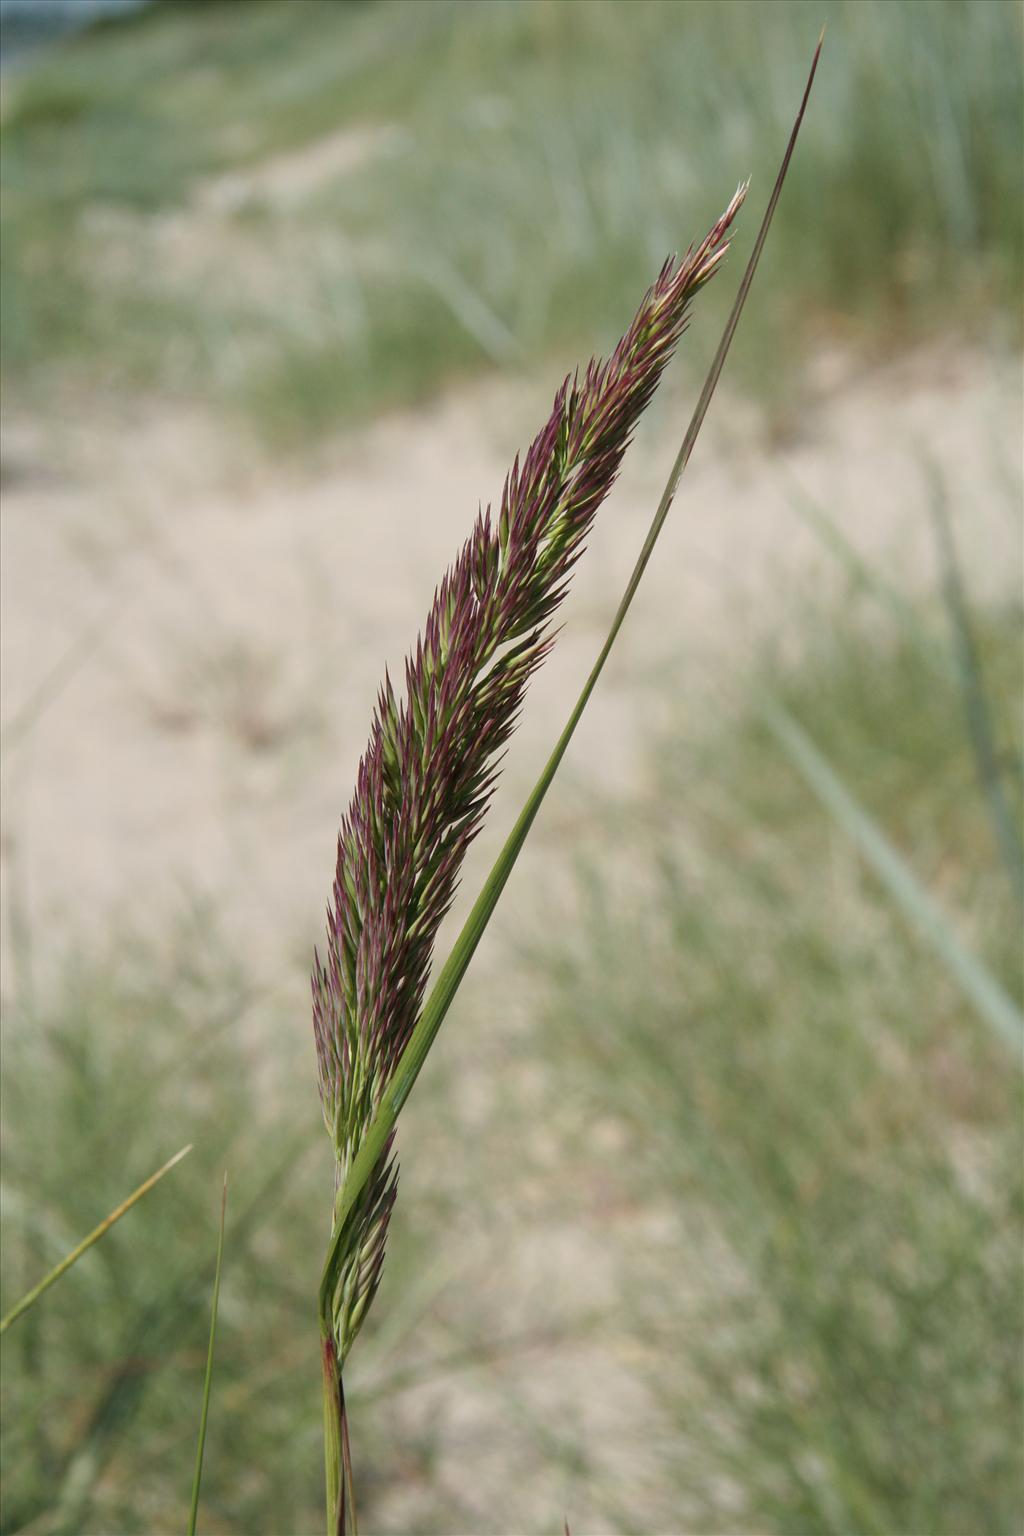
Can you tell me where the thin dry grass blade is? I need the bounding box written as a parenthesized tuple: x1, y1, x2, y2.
(0, 1144, 192, 1334)
(187, 1172, 228, 1536)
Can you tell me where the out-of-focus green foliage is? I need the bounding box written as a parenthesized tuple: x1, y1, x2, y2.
(0, 908, 460, 1534)
(0, 912, 317, 1533)
(529, 597, 1023, 1534)
(1, 0, 1021, 441)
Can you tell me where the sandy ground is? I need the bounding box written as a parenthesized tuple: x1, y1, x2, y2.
(1, 342, 1020, 999)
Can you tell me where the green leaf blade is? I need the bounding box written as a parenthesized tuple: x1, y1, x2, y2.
(762, 698, 1024, 1057)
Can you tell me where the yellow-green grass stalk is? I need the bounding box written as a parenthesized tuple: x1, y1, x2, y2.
(0, 1144, 192, 1336)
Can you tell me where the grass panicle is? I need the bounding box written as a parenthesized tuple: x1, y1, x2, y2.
(311, 186, 745, 1371)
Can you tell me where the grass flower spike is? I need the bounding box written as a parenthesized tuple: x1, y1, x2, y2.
(312, 185, 745, 1375)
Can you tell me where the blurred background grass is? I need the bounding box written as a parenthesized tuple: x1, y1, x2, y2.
(1, 0, 1021, 442)
(528, 598, 1022, 1533)
(1, 2, 1022, 1533)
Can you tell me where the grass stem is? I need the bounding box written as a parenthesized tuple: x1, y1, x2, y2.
(321, 1335, 344, 1536)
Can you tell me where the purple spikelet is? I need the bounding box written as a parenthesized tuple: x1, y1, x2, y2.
(314, 187, 746, 1362)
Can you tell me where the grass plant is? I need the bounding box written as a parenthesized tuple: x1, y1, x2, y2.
(311, 40, 821, 1527)
(1, 6, 1020, 1532)
(313, 189, 746, 1532)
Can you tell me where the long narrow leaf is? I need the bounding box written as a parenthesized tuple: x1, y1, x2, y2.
(188, 1172, 228, 1536)
(925, 458, 1024, 905)
(762, 698, 1024, 1057)
(783, 470, 945, 672)
(321, 33, 825, 1313)
(0, 1144, 192, 1334)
